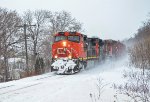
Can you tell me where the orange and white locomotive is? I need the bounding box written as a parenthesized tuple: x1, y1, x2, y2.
(51, 32, 88, 74)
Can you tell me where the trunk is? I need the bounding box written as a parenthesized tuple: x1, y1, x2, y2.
(4, 51, 8, 82)
(33, 28, 39, 73)
(3, 34, 9, 82)
(33, 41, 37, 71)
(0, 40, 2, 57)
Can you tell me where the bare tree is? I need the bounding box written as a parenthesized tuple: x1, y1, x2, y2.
(0, 8, 22, 81)
(90, 77, 108, 102)
(115, 71, 150, 102)
(23, 10, 48, 73)
(46, 10, 83, 35)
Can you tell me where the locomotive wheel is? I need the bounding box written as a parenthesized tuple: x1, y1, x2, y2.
(73, 64, 80, 73)
(84, 61, 87, 69)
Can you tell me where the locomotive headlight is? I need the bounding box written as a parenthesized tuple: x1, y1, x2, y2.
(62, 41, 67, 47)
(68, 55, 72, 59)
(54, 55, 58, 58)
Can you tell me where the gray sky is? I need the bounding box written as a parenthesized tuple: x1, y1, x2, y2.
(0, 0, 150, 40)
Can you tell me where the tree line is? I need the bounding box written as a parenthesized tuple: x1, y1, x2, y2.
(115, 16, 150, 102)
(0, 7, 83, 82)
(128, 13, 150, 74)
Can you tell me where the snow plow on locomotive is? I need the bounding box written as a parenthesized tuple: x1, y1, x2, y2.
(51, 32, 125, 74)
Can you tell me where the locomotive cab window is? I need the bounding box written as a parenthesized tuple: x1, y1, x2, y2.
(68, 35, 80, 42)
(54, 36, 67, 42)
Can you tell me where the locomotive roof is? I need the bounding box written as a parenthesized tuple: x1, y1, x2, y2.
(54, 32, 85, 36)
(104, 39, 121, 44)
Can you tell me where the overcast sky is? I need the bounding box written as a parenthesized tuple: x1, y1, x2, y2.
(0, 0, 150, 40)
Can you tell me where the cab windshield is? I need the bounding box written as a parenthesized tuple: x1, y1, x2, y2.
(68, 36, 80, 42)
(54, 36, 67, 42)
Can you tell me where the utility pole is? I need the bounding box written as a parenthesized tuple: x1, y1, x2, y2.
(16, 24, 36, 76)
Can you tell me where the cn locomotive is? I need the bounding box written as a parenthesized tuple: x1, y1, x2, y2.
(51, 32, 125, 74)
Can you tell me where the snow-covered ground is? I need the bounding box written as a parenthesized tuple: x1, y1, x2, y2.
(0, 56, 130, 102)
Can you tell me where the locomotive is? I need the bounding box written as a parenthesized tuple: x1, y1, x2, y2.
(51, 32, 125, 74)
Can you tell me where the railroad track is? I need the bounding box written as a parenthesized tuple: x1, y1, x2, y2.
(0, 74, 67, 96)
(0, 83, 41, 95)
